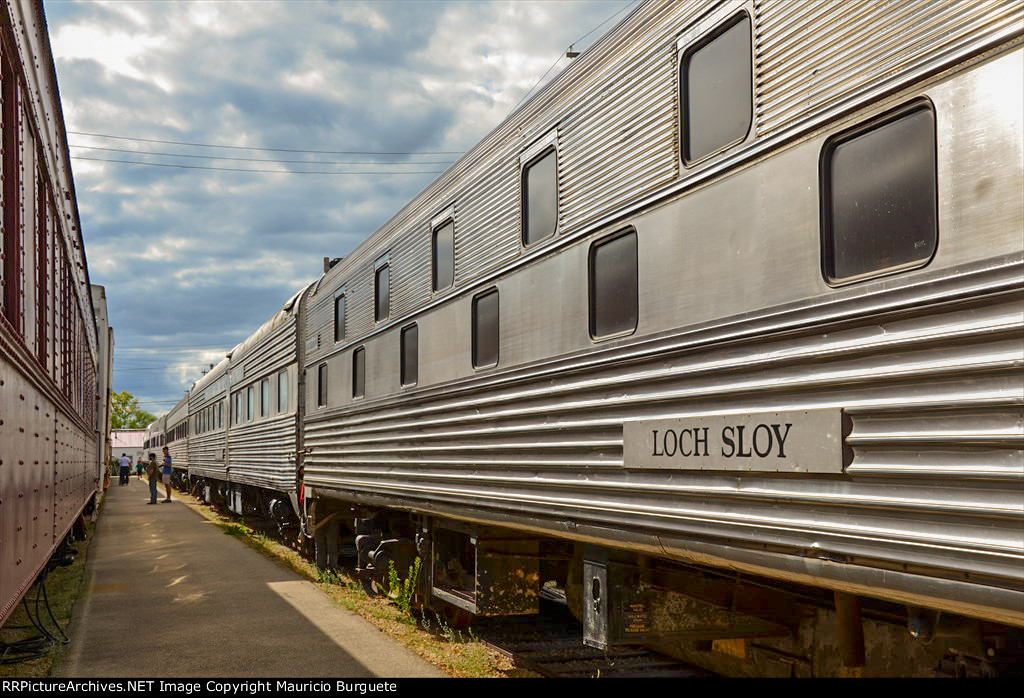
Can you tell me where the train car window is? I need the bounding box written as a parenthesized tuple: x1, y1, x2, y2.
(2, 54, 23, 332)
(401, 324, 418, 387)
(472, 288, 499, 369)
(278, 370, 289, 413)
(821, 102, 937, 284)
(681, 12, 752, 164)
(233, 391, 240, 425)
(432, 220, 455, 292)
(334, 293, 346, 342)
(353, 348, 365, 399)
(375, 265, 390, 322)
(260, 379, 270, 418)
(318, 362, 328, 407)
(522, 149, 557, 246)
(247, 386, 254, 422)
(589, 229, 639, 340)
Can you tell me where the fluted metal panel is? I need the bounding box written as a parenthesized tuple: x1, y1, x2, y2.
(559, 16, 679, 233)
(225, 413, 297, 491)
(343, 267, 375, 349)
(305, 277, 1024, 623)
(390, 215, 431, 318)
(753, 0, 1023, 136)
(451, 156, 520, 285)
(208, 305, 299, 490)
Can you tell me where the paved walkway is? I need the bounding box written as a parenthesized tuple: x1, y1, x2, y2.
(61, 478, 445, 678)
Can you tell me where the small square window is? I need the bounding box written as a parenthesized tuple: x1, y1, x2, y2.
(472, 288, 499, 369)
(522, 149, 557, 246)
(589, 229, 638, 340)
(821, 103, 937, 284)
(318, 363, 328, 407)
(401, 324, 418, 387)
(432, 220, 455, 292)
(334, 294, 346, 342)
(352, 348, 365, 399)
(681, 12, 752, 164)
(375, 265, 390, 322)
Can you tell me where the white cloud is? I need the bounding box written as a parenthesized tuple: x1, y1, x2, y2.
(46, 0, 628, 406)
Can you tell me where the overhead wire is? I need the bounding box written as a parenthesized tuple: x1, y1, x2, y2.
(67, 130, 464, 156)
(69, 144, 458, 166)
(506, 0, 639, 117)
(71, 156, 447, 175)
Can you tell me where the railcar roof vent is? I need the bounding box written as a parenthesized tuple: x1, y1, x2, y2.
(323, 256, 344, 273)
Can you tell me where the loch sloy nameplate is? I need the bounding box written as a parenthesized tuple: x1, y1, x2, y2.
(623, 409, 843, 473)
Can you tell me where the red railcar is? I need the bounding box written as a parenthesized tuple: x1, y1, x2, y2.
(1, 0, 100, 626)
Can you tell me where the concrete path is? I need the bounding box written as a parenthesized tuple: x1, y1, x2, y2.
(61, 478, 445, 678)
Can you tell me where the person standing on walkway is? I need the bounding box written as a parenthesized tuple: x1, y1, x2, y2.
(136, 455, 144, 480)
(146, 453, 160, 504)
(161, 446, 173, 503)
(118, 453, 131, 486)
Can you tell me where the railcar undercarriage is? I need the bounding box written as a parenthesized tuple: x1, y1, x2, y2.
(294, 495, 1024, 678)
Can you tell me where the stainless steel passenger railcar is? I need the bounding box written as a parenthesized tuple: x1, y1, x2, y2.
(295, 0, 1023, 677)
(185, 287, 309, 523)
(1, 0, 101, 627)
(179, 0, 1023, 676)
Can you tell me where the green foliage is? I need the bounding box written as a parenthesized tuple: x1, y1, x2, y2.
(387, 557, 421, 618)
(110, 390, 157, 429)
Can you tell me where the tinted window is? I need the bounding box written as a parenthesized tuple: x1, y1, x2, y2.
(682, 13, 752, 163)
(401, 324, 418, 387)
(822, 104, 937, 284)
(590, 230, 639, 339)
(523, 149, 557, 246)
(318, 363, 328, 407)
(353, 348, 365, 399)
(375, 265, 390, 322)
(247, 386, 254, 422)
(261, 379, 270, 417)
(334, 294, 346, 342)
(278, 370, 289, 413)
(233, 392, 240, 425)
(472, 289, 499, 369)
(433, 220, 455, 292)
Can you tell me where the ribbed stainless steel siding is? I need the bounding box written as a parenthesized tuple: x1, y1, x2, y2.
(344, 267, 376, 346)
(753, 0, 1023, 136)
(305, 276, 1024, 623)
(390, 216, 431, 319)
(226, 414, 297, 491)
(213, 310, 299, 492)
(559, 4, 681, 233)
(242, 319, 295, 378)
(451, 157, 519, 284)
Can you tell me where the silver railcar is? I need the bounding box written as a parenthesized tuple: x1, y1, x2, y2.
(291, 0, 1023, 677)
(186, 287, 309, 522)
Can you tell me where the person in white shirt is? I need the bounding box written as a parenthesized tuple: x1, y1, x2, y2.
(118, 453, 132, 486)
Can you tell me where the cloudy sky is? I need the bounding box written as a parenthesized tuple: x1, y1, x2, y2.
(44, 0, 635, 415)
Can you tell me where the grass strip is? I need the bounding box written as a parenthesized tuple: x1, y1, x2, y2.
(178, 493, 536, 678)
(0, 511, 97, 678)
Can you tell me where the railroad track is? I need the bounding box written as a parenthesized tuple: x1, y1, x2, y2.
(189, 489, 709, 677)
(473, 597, 710, 678)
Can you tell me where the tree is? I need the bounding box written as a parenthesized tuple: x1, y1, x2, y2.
(110, 390, 157, 429)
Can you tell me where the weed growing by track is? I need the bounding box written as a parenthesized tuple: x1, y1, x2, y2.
(179, 491, 534, 677)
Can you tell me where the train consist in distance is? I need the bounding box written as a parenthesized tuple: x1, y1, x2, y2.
(144, 0, 1023, 678)
(1, 0, 107, 627)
